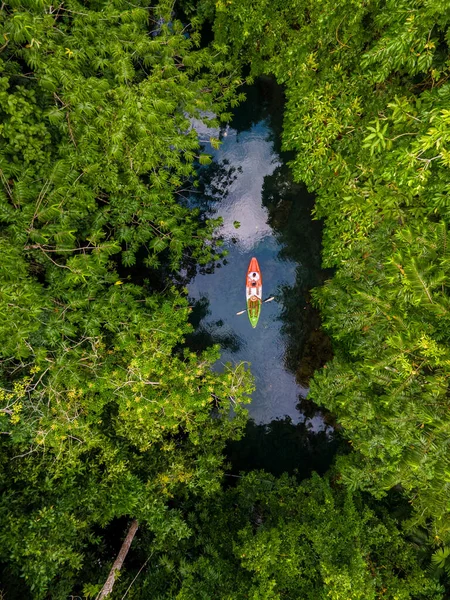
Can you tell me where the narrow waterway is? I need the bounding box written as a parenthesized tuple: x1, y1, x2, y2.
(186, 79, 333, 435)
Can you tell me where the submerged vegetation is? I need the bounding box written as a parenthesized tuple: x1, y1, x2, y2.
(1, 0, 450, 597)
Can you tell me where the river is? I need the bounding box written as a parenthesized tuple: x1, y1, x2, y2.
(185, 78, 337, 474)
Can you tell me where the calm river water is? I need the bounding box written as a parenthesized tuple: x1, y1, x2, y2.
(187, 79, 332, 433)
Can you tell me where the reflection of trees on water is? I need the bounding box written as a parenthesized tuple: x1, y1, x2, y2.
(171, 76, 285, 286)
(174, 158, 242, 283)
(185, 296, 242, 354)
(223, 76, 334, 413)
(261, 164, 333, 412)
(226, 417, 339, 480)
(229, 76, 285, 155)
(195, 159, 242, 211)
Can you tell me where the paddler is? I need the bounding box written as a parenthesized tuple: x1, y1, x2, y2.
(249, 272, 260, 301)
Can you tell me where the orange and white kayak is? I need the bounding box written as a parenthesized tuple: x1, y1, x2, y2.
(246, 257, 262, 328)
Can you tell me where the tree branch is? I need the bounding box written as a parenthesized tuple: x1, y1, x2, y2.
(97, 519, 139, 600)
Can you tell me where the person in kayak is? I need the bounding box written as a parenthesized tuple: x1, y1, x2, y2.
(248, 272, 260, 286)
(249, 272, 261, 302)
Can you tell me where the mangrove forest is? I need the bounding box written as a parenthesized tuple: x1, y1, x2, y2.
(1, 0, 450, 598)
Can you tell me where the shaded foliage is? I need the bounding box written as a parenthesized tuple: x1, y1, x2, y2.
(108, 473, 444, 600)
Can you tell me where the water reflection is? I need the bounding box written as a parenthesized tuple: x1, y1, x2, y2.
(187, 78, 332, 425)
(261, 163, 334, 386)
(193, 120, 279, 250)
(186, 296, 242, 354)
(226, 417, 338, 480)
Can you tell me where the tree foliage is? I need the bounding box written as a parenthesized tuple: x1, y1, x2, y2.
(0, 1, 252, 596)
(3, 0, 450, 595)
(110, 473, 443, 600)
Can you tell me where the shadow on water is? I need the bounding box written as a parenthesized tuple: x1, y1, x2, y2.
(186, 296, 243, 354)
(226, 417, 339, 480)
(231, 76, 286, 155)
(261, 163, 334, 387)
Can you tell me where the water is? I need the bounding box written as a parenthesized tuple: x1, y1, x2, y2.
(187, 78, 332, 429)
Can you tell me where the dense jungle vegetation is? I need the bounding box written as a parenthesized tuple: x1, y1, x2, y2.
(1, 0, 450, 598)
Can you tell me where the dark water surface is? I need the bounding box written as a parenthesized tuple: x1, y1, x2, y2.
(187, 79, 332, 431)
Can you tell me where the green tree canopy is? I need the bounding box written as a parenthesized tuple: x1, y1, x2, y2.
(0, 0, 251, 596)
(110, 472, 444, 600)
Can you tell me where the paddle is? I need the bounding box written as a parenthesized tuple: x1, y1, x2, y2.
(236, 296, 275, 316)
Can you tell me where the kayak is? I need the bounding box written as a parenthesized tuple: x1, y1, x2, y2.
(246, 257, 262, 328)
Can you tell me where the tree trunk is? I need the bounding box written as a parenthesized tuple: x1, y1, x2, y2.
(97, 519, 139, 600)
